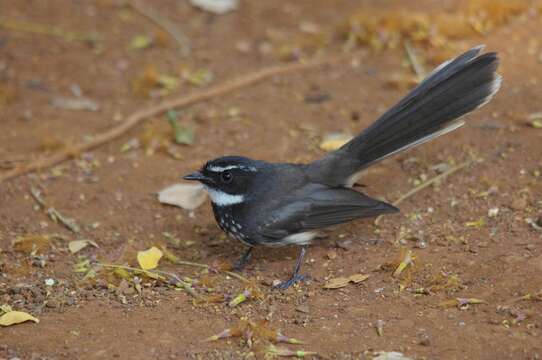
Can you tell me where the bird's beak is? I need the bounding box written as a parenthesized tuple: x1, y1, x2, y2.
(183, 171, 210, 183)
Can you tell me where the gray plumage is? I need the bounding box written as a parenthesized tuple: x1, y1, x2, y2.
(184, 46, 501, 288)
(309, 45, 501, 186)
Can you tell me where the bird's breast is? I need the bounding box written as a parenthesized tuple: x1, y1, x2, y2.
(211, 203, 255, 246)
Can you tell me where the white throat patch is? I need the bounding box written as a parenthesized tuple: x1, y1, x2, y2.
(205, 187, 245, 206)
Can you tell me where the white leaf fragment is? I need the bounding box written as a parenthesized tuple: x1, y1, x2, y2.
(158, 183, 207, 210)
(488, 207, 499, 218)
(372, 352, 413, 360)
(190, 0, 238, 14)
(69, 239, 99, 254)
(50, 97, 100, 111)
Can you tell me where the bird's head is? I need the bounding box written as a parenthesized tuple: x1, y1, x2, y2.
(183, 156, 263, 206)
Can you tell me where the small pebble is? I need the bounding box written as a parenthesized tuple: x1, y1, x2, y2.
(337, 239, 353, 250)
(235, 40, 251, 53)
(366, 239, 383, 246)
(415, 240, 428, 249)
(46, 299, 59, 308)
(488, 207, 499, 218)
(418, 334, 431, 346)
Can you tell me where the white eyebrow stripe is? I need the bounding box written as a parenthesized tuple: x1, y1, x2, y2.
(205, 188, 245, 206)
(206, 165, 257, 172)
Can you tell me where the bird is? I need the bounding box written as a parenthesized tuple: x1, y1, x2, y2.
(183, 46, 501, 289)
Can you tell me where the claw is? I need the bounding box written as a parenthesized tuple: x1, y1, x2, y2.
(273, 246, 308, 290)
(273, 274, 305, 290)
(232, 247, 253, 272)
(232, 259, 247, 272)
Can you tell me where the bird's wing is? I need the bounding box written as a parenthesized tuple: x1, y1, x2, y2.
(257, 187, 398, 239)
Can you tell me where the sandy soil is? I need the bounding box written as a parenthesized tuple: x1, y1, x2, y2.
(1, 1, 541, 359)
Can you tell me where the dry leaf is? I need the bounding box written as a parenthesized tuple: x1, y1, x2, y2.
(158, 183, 207, 210)
(182, 68, 214, 87)
(0, 311, 39, 326)
(319, 133, 352, 151)
(375, 319, 385, 337)
(137, 246, 163, 270)
(323, 274, 369, 289)
(349, 274, 370, 283)
(50, 97, 100, 112)
(132, 65, 179, 97)
(129, 34, 152, 50)
(393, 249, 415, 277)
(167, 111, 194, 145)
(265, 344, 317, 358)
(323, 277, 350, 289)
(12, 235, 51, 254)
(160, 246, 180, 263)
(529, 119, 542, 129)
(68, 239, 99, 254)
(465, 217, 486, 228)
(439, 297, 487, 309)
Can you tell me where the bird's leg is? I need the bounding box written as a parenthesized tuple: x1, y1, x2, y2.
(233, 247, 253, 271)
(274, 246, 307, 290)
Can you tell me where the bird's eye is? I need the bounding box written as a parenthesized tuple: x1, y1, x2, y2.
(220, 170, 233, 184)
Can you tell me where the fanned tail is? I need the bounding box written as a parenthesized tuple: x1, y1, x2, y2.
(309, 45, 501, 186)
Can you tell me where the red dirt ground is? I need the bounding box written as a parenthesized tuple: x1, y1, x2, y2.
(1, 1, 541, 359)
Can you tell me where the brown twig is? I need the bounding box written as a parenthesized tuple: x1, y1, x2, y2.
(393, 160, 471, 206)
(98, 263, 165, 280)
(30, 187, 81, 233)
(127, 0, 190, 55)
(0, 155, 28, 170)
(0, 18, 99, 44)
(375, 160, 473, 225)
(100, 262, 201, 298)
(174, 260, 250, 284)
(0, 53, 350, 184)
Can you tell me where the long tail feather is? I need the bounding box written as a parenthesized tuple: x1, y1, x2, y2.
(309, 46, 501, 186)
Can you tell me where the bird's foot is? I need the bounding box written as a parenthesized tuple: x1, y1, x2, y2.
(232, 258, 247, 272)
(232, 248, 253, 272)
(273, 274, 306, 290)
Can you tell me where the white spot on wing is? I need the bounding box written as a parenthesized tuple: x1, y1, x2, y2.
(281, 232, 316, 246)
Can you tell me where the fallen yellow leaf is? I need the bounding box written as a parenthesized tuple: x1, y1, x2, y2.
(530, 119, 542, 128)
(323, 277, 350, 289)
(129, 34, 152, 50)
(159, 246, 180, 263)
(393, 249, 415, 277)
(12, 234, 50, 254)
(137, 246, 163, 270)
(0, 310, 39, 326)
(465, 217, 485, 228)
